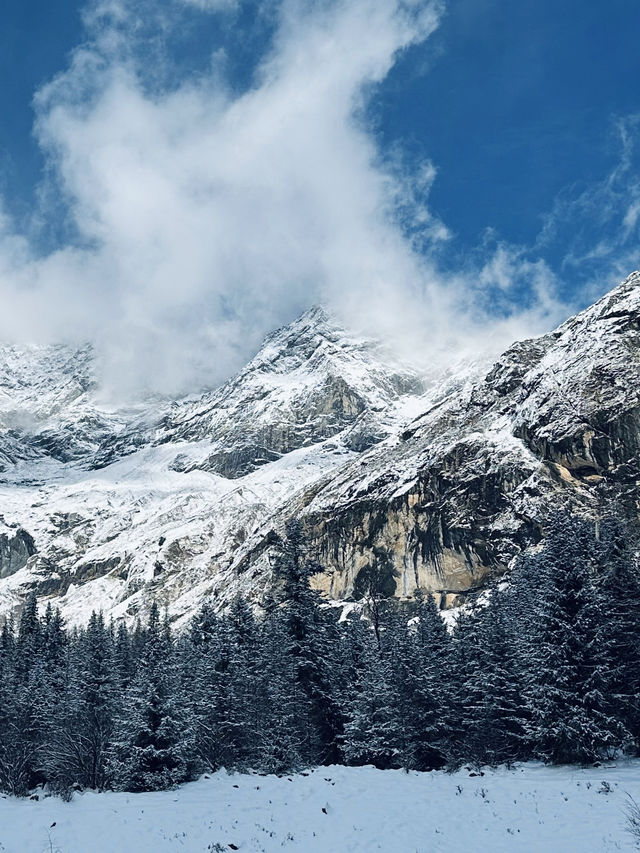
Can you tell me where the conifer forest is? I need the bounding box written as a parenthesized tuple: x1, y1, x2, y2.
(0, 512, 638, 800)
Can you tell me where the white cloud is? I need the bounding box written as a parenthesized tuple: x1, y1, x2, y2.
(0, 0, 464, 395)
(181, 0, 238, 10)
(0, 0, 615, 399)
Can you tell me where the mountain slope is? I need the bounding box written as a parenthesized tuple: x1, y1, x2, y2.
(0, 272, 638, 625)
(0, 306, 427, 624)
(300, 271, 640, 604)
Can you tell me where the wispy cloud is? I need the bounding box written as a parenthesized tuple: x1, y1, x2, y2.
(181, 0, 238, 11)
(537, 114, 640, 300)
(0, 0, 636, 398)
(445, 113, 640, 338)
(0, 0, 454, 395)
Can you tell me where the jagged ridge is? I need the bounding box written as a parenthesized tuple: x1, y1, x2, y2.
(0, 273, 638, 625)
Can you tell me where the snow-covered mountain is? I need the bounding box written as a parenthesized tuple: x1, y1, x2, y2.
(0, 272, 638, 626)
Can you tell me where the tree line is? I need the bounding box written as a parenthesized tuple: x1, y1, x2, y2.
(0, 512, 638, 798)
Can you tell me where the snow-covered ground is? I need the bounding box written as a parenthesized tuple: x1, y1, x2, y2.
(1, 761, 639, 852)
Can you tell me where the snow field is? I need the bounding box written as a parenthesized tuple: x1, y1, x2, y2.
(1, 761, 639, 852)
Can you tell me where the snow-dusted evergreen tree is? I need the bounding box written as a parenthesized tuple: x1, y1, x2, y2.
(114, 619, 136, 690)
(342, 618, 399, 768)
(185, 597, 260, 771)
(521, 513, 625, 763)
(217, 597, 262, 768)
(14, 591, 41, 682)
(110, 604, 196, 791)
(353, 548, 399, 651)
(454, 584, 526, 766)
(48, 612, 120, 790)
(251, 610, 307, 773)
(182, 601, 225, 770)
(37, 606, 73, 796)
(398, 592, 453, 770)
(593, 515, 640, 753)
(7, 593, 50, 793)
(342, 601, 450, 772)
(77, 613, 120, 786)
(271, 519, 345, 764)
(0, 617, 25, 794)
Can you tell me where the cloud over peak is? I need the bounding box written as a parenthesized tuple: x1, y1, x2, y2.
(0, 0, 455, 395)
(2, 0, 632, 398)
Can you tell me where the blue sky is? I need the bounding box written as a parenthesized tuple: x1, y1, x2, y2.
(384, 1, 640, 241)
(0, 0, 638, 392)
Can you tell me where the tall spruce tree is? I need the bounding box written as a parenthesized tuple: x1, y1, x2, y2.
(55, 612, 121, 790)
(8, 594, 48, 792)
(454, 585, 526, 766)
(182, 602, 222, 770)
(398, 593, 453, 770)
(0, 617, 22, 793)
(342, 619, 399, 769)
(594, 515, 640, 753)
(38, 607, 73, 796)
(110, 604, 196, 791)
(521, 513, 625, 763)
(271, 519, 344, 764)
(251, 610, 307, 773)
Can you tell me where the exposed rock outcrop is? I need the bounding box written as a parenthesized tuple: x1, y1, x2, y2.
(0, 527, 36, 579)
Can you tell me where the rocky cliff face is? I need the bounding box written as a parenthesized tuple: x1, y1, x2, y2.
(301, 272, 640, 604)
(0, 273, 638, 625)
(0, 524, 36, 579)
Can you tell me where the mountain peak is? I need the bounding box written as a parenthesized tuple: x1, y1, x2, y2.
(0, 273, 638, 626)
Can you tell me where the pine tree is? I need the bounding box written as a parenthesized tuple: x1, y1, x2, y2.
(342, 619, 399, 769)
(38, 607, 73, 796)
(47, 612, 121, 790)
(271, 519, 344, 764)
(594, 515, 640, 752)
(0, 594, 49, 793)
(521, 513, 625, 763)
(183, 598, 260, 771)
(114, 620, 136, 690)
(183, 602, 224, 769)
(250, 611, 307, 773)
(110, 605, 196, 791)
(353, 548, 399, 650)
(15, 591, 41, 682)
(454, 585, 526, 767)
(397, 593, 453, 770)
(0, 618, 21, 793)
